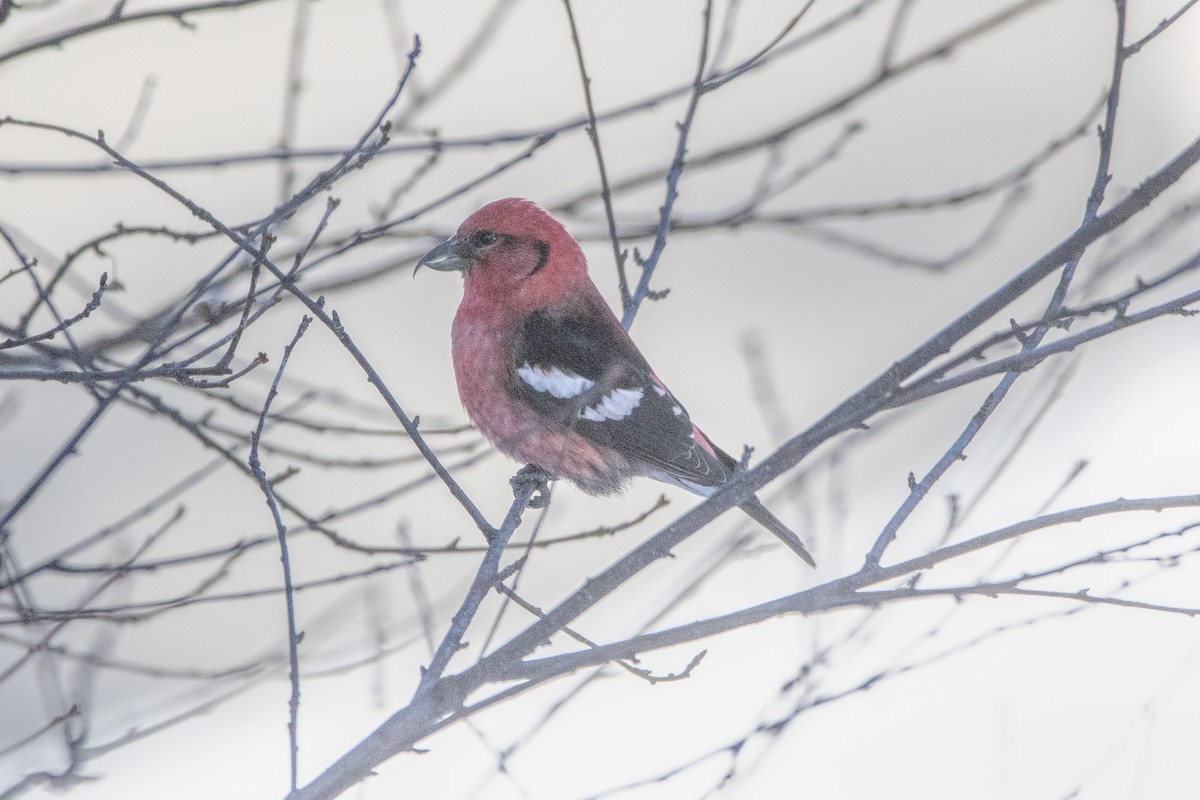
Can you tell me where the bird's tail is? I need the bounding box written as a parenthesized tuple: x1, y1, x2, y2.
(737, 496, 816, 567)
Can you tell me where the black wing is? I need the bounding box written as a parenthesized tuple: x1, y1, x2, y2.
(510, 306, 736, 488)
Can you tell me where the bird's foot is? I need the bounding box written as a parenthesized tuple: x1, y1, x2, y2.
(511, 464, 552, 509)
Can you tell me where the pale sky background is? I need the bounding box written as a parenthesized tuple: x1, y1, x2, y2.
(2, 1, 1200, 798)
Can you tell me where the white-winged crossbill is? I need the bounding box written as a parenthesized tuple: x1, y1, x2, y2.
(418, 198, 814, 566)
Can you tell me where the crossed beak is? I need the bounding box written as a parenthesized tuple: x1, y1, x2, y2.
(415, 234, 471, 275)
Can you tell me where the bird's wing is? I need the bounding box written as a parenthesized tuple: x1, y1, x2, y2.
(511, 307, 736, 489)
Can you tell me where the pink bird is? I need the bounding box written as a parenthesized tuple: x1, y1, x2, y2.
(419, 198, 814, 566)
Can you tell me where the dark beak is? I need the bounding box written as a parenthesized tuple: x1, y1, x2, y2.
(415, 234, 471, 275)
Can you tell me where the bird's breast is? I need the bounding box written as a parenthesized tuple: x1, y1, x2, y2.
(450, 311, 631, 494)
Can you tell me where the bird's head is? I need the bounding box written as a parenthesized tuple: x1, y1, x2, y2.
(417, 198, 589, 313)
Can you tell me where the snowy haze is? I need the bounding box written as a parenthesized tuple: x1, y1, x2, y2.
(2, 1, 1200, 799)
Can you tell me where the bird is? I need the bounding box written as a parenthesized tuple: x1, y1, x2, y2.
(416, 197, 815, 566)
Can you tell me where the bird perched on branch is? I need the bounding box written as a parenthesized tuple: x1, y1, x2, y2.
(417, 198, 814, 566)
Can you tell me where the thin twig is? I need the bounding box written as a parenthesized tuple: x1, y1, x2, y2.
(562, 0, 627, 303)
(0, 274, 108, 351)
(621, 0, 715, 329)
(248, 314, 313, 793)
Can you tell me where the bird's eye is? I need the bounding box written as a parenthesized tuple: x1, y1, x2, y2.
(469, 230, 499, 249)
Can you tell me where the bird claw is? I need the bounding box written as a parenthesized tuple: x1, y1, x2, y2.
(511, 464, 552, 509)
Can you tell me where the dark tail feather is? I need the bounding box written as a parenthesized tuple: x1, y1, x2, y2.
(737, 495, 816, 567)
